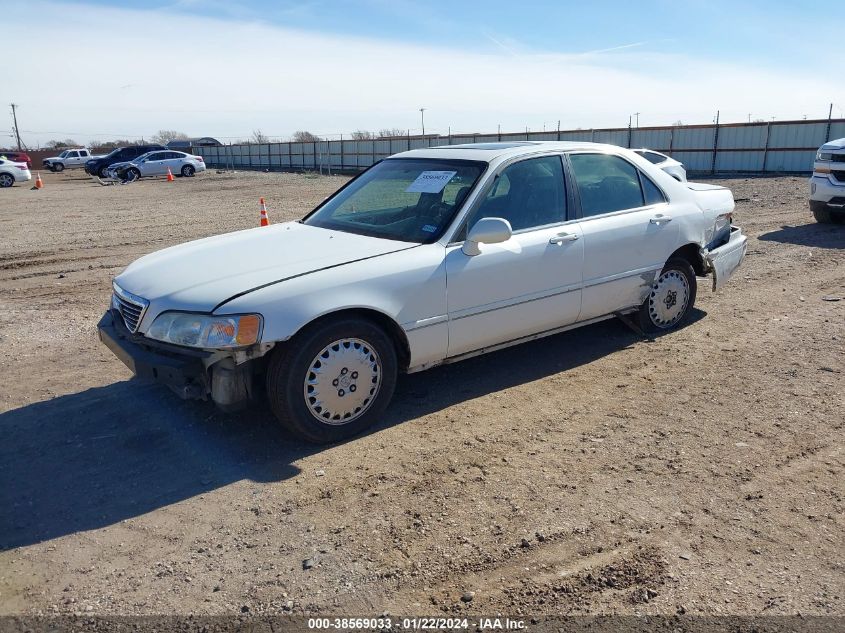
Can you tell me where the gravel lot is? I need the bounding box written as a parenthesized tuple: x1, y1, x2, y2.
(0, 169, 842, 617)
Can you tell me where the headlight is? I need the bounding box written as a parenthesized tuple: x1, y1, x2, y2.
(817, 152, 832, 161)
(146, 312, 262, 349)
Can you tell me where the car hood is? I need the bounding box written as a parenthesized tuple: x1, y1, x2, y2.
(115, 222, 417, 316)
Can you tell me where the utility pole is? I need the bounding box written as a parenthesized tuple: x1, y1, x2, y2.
(825, 102, 833, 142)
(419, 108, 426, 137)
(10, 103, 22, 150)
(634, 112, 640, 128)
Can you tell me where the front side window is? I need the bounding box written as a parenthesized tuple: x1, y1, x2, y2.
(570, 153, 646, 217)
(304, 158, 485, 243)
(463, 155, 566, 234)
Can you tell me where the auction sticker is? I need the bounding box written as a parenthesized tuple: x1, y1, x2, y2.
(406, 171, 457, 193)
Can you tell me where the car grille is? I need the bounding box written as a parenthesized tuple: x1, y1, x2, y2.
(831, 154, 845, 163)
(113, 285, 149, 333)
(832, 170, 845, 184)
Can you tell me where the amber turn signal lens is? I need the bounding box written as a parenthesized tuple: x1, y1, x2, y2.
(236, 314, 261, 345)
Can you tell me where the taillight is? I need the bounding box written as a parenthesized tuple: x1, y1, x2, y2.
(16, 166, 27, 171)
(196, 157, 204, 162)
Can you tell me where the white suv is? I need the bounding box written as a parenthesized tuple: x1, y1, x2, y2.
(809, 137, 845, 223)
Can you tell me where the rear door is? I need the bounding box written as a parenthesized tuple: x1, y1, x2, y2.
(568, 152, 678, 320)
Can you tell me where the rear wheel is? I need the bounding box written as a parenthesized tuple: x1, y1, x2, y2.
(637, 258, 697, 333)
(181, 164, 195, 177)
(0, 173, 14, 188)
(266, 317, 398, 443)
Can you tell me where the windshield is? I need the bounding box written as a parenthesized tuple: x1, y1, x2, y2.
(303, 158, 486, 243)
(58, 151, 69, 158)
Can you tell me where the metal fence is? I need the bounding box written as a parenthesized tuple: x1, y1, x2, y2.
(195, 117, 845, 175)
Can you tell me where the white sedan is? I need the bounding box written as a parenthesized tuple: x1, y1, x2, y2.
(98, 142, 747, 442)
(107, 150, 206, 179)
(0, 159, 32, 188)
(633, 149, 687, 182)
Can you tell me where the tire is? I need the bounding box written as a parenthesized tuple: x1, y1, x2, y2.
(98, 165, 110, 178)
(266, 317, 398, 443)
(637, 258, 697, 333)
(181, 164, 195, 177)
(812, 207, 834, 224)
(53, 163, 64, 173)
(0, 173, 14, 188)
(128, 168, 141, 181)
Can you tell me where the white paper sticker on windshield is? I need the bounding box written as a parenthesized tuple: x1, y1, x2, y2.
(405, 170, 457, 194)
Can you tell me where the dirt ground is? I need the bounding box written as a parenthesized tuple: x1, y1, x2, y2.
(0, 168, 842, 618)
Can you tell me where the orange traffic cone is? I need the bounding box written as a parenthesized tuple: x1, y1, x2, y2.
(34, 172, 43, 189)
(166, 167, 175, 182)
(259, 197, 270, 227)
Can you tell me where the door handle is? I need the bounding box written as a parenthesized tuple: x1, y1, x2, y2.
(649, 215, 673, 225)
(549, 232, 579, 245)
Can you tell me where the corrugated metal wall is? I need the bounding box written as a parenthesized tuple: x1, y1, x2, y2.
(196, 118, 845, 175)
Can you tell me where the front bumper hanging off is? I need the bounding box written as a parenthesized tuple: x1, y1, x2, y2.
(97, 310, 210, 399)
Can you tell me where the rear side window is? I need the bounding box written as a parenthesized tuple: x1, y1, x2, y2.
(641, 174, 666, 205)
(570, 153, 645, 217)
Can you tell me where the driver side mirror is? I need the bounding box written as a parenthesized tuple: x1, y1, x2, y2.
(462, 217, 512, 256)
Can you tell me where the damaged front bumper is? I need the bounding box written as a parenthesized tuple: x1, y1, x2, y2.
(97, 310, 260, 408)
(704, 225, 748, 292)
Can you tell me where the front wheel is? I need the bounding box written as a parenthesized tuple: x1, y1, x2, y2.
(52, 163, 64, 173)
(181, 164, 195, 177)
(266, 317, 398, 443)
(637, 258, 697, 333)
(98, 165, 110, 178)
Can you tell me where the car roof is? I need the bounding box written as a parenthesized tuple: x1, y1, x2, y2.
(390, 141, 623, 161)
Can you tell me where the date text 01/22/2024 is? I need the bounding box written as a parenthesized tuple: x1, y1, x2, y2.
(306, 617, 525, 630)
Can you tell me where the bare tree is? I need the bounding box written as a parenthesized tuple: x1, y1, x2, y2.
(378, 128, 406, 138)
(46, 139, 79, 149)
(672, 120, 684, 127)
(350, 130, 373, 140)
(151, 130, 190, 145)
(292, 130, 320, 142)
(252, 129, 269, 143)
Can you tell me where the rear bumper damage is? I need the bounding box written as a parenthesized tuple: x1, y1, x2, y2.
(704, 225, 748, 292)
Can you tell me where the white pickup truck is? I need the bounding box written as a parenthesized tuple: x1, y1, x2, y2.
(42, 148, 101, 172)
(98, 141, 747, 443)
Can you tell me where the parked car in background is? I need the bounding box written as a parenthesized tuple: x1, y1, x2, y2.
(809, 137, 845, 223)
(107, 150, 206, 180)
(85, 144, 167, 178)
(0, 151, 32, 168)
(632, 149, 687, 182)
(99, 141, 746, 443)
(42, 148, 101, 172)
(0, 159, 32, 188)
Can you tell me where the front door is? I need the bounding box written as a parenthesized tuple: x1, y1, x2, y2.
(445, 155, 583, 357)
